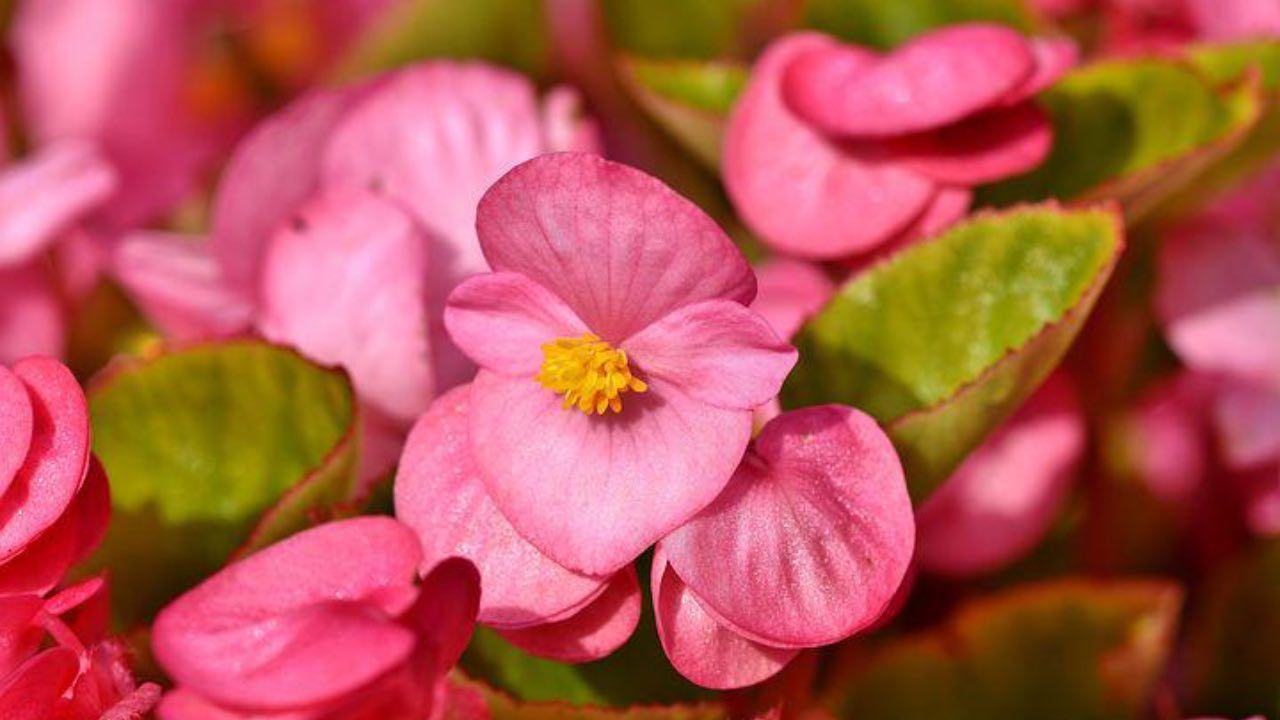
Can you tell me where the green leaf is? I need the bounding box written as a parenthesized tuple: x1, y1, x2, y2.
(978, 58, 1263, 221)
(1186, 539, 1280, 717)
(84, 340, 358, 625)
(602, 0, 771, 59)
(446, 673, 727, 720)
(618, 57, 747, 168)
(803, 0, 1037, 50)
(782, 205, 1122, 502)
(824, 580, 1183, 720)
(337, 0, 549, 80)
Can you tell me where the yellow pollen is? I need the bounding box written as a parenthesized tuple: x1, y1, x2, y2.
(536, 333, 648, 415)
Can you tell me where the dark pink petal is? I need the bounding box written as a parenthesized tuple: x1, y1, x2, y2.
(750, 259, 834, 341)
(0, 357, 89, 562)
(405, 557, 482, 677)
(112, 232, 253, 341)
(915, 375, 1085, 577)
(476, 153, 756, 340)
(395, 386, 609, 628)
(0, 140, 115, 266)
(0, 366, 33, 499)
(152, 517, 424, 711)
(211, 86, 364, 300)
(444, 273, 589, 377)
(0, 647, 79, 719)
(723, 34, 935, 259)
(258, 190, 434, 423)
(844, 185, 974, 277)
(1000, 37, 1078, 105)
(652, 551, 796, 690)
(0, 594, 44, 675)
(1238, 467, 1280, 536)
(155, 689, 247, 720)
(622, 300, 797, 411)
(889, 102, 1053, 185)
(498, 567, 640, 663)
(470, 370, 751, 575)
(0, 262, 63, 364)
(782, 25, 1035, 138)
(661, 405, 914, 648)
(1213, 377, 1280, 471)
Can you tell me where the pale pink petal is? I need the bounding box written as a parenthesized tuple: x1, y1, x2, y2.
(724, 34, 935, 259)
(395, 386, 609, 628)
(652, 551, 796, 690)
(1187, 0, 1280, 40)
(476, 153, 756, 340)
(541, 86, 603, 154)
(211, 86, 365, 300)
(470, 370, 751, 575)
(0, 140, 115, 266)
(622, 300, 797, 411)
(915, 375, 1085, 577)
(889, 103, 1053, 185)
(444, 273, 589, 377)
(781, 25, 1035, 138)
(113, 232, 253, 341)
(0, 357, 89, 562)
(258, 189, 433, 423)
(1000, 37, 1078, 105)
(1213, 377, 1280, 471)
(498, 567, 641, 663)
(152, 517, 424, 711)
(0, 262, 63, 364)
(661, 405, 914, 647)
(750, 259, 834, 341)
(0, 647, 79, 719)
(0, 366, 33, 499)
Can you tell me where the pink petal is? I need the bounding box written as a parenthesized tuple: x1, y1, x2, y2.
(1000, 37, 1078, 105)
(1187, 0, 1280, 40)
(1238, 467, 1280, 536)
(781, 25, 1035, 138)
(257, 189, 434, 423)
(152, 517, 424, 711)
(0, 262, 64, 364)
(0, 140, 115, 266)
(0, 647, 79, 719)
(0, 594, 44, 675)
(211, 86, 364, 301)
(470, 370, 751, 575)
(889, 102, 1054, 185)
(476, 153, 756, 340)
(723, 34, 935, 259)
(652, 551, 796, 690)
(112, 232, 253, 341)
(661, 405, 914, 648)
(750, 259, 835, 341)
(394, 386, 609, 628)
(156, 689, 257, 720)
(1127, 374, 1212, 507)
(915, 374, 1085, 577)
(444, 273, 589, 377)
(622, 300, 797, 411)
(0, 357, 89, 562)
(0, 366, 33, 499)
(541, 86, 603, 154)
(498, 566, 641, 663)
(1213, 377, 1280, 471)
(843, 185, 975, 276)
(404, 557, 482, 677)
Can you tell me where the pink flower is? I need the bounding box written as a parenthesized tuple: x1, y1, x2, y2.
(652, 405, 914, 689)
(915, 374, 1085, 577)
(396, 385, 641, 662)
(749, 258, 834, 426)
(724, 26, 1075, 260)
(152, 517, 479, 720)
(443, 153, 797, 574)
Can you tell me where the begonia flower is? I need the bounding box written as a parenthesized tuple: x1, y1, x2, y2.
(652, 405, 914, 689)
(395, 385, 641, 662)
(915, 374, 1085, 577)
(153, 517, 479, 720)
(443, 153, 797, 574)
(749, 258, 834, 425)
(724, 26, 1075, 260)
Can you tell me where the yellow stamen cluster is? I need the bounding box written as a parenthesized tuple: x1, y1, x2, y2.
(536, 333, 648, 415)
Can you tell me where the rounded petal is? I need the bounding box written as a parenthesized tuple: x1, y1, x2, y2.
(404, 557, 482, 677)
(0, 366, 33, 499)
(152, 517, 424, 711)
(395, 386, 609, 627)
(661, 405, 914, 648)
(0, 357, 89, 562)
(470, 370, 751, 575)
(724, 34, 935, 259)
(444, 273, 589, 377)
(622, 300, 797, 411)
(889, 102, 1054, 185)
(652, 551, 796, 690)
(1000, 37, 1078, 105)
(915, 375, 1085, 576)
(750, 259, 835, 340)
(498, 567, 641, 663)
(0, 140, 116, 266)
(781, 25, 1035, 138)
(1212, 376, 1280, 471)
(0, 263, 64, 364)
(476, 153, 756, 340)
(257, 189, 434, 423)
(0, 647, 79, 719)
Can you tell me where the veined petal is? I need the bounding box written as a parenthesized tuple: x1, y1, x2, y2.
(444, 273, 589, 377)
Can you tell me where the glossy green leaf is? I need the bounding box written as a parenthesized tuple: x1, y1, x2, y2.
(978, 58, 1263, 221)
(803, 0, 1036, 50)
(618, 57, 747, 168)
(824, 580, 1182, 720)
(84, 340, 358, 625)
(337, 0, 549, 80)
(782, 205, 1122, 502)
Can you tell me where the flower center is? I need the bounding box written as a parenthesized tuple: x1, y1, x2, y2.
(536, 333, 648, 415)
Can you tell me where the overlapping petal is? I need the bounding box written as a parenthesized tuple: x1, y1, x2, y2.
(497, 567, 642, 663)
(0, 263, 63, 365)
(0, 141, 115, 266)
(444, 273, 588, 377)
